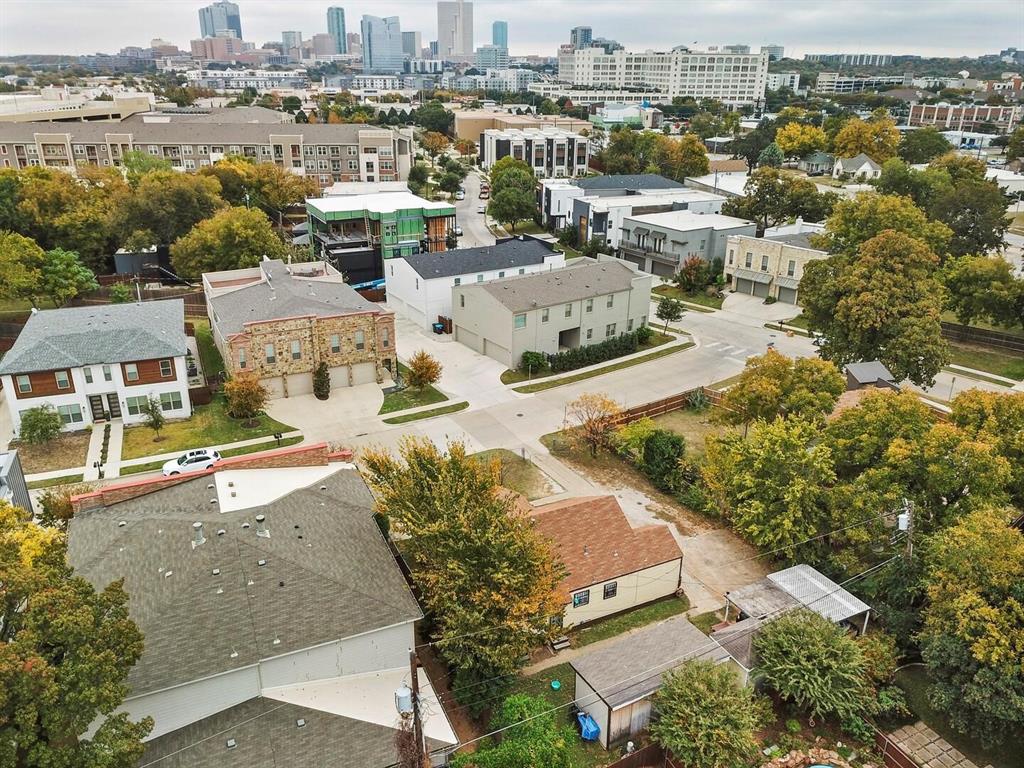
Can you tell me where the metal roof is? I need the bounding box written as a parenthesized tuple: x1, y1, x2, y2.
(731, 268, 774, 285)
(768, 564, 871, 624)
(845, 361, 895, 385)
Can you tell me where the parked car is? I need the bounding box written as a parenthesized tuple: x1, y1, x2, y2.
(162, 448, 222, 476)
(455, 190, 465, 200)
(477, 204, 487, 214)
(479, 190, 490, 199)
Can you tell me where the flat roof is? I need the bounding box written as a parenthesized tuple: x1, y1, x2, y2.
(624, 210, 755, 231)
(586, 189, 725, 212)
(306, 191, 454, 215)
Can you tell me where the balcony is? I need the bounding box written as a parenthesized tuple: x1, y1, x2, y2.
(619, 243, 680, 265)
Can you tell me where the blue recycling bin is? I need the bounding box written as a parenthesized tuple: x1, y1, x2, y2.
(432, 322, 445, 334)
(576, 712, 600, 741)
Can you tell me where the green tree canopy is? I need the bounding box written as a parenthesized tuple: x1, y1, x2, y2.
(169, 206, 286, 276)
(898, 127, 953, 164)
(757, 141, 784, 168)
(949, 390, 1024, 505)
(120, 149, 173, 186)
(943, 254, 1024, 332)
(451, 694, 577, 768)
(927, 180, 1009, 258)
(113, 171, 224, 247)
(0, 230, 43, 299)
(487, 188, 536, 233)
(488, 156, 533, 189)
(813, 191, 952, 258)
(718, 350, 845, 426)
(722, 167, 837, 235)
(39, 248, 98, 307)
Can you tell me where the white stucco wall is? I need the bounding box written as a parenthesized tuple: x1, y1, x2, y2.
(561, 559, 682, 629)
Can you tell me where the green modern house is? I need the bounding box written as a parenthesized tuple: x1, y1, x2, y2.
(306, 192, 456, 283)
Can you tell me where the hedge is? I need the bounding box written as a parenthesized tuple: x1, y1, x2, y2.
(546, 328, 646, 373)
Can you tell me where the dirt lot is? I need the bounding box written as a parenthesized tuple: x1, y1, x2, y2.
(12, 430, 92, 473)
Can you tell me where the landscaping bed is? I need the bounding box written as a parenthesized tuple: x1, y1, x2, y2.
(501, 332, 675, 385)
(379, 362, 448, 414)
(12, 431, 92, 474)
(570, 595, 690, 648)
(472, 448, 556, 500)
(653, 284, 723, 310)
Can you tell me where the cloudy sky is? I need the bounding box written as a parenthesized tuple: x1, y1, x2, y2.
(1, 0, 1021, 57)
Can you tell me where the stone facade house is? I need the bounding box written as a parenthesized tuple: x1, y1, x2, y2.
(204, 259, 396, 399)
(725, 226, 828, 303)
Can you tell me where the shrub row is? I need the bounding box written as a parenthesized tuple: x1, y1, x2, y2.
(530, 326, 654, 374)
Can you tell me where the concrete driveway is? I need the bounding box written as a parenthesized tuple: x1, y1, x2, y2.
(721, 292, 803, 323)
(264, 384, 384, 444)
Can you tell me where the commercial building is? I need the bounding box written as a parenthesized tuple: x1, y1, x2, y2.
(385, 237, 565, 330)
(205, 259, 396, 398)
(761, 44, 784, 60)
(556, 46, 769, 106)
(0, 90, 153, 123)
(908, 102, 1021, 134)
(492, 20, 508, 48)
(814, 72, 911, 93)
(361, 15, 404, 73)
(306, 191, 456, 282)
(766, 72, 801, 92)
(327, 7, 347, 53)
(347, 32, 362, 55)
(805, 52, 893, 66)
(539, 173, 687, 229)
(402, 31, 422, 58)
(0, 301, 192, 434)
(454, 109, 590, 142)
(618, 210, 757, 277)
(475, 44, 509, 69)
(684, 170, 750, 198)
(570, 26, 593, 49)
(189, 34, 248, 63)
(198, 0, 242, 39)
(572, 188, 726, 249)
(479, 127, 590, 178)
(451, 256, 652, 368)
(588, 103, 663, 129)
(527, 82, 671, 106)
(725, 225, 828, 303)
(437, 0, 474, 58)
(184, 68, 309, 90)
(281, 30, 303, 59)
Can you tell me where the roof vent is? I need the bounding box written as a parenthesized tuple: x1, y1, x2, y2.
(207, 483, 215, 490)
(217, 528, 226, 536)
(296, 718, 306, 728)
(241, 522, 251, 529)
(192, 521, 206, 548)
(164, 570, 173, 578)
(319, 485, 327, 491)
(247, 578, 254, 586)
(212, 568, 221, 576)
(216, 587, 224, 594)
(228, 481, 234, 488)
(257, 558, 267, 567)
(230, 649, 238, 658)
(210, 498, 218, 505)
(255, 514, 270, 539)
(272, 636, 281, 645)
(583, 545, 589, 556)
(226, 738, 237, 750)
(118, 520, 126, 527)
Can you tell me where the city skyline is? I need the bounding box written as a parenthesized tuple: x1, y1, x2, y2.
(1, 0, 1021, 58)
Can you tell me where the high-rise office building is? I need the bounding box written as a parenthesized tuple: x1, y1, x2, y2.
(492, 21, 508, 48)
(402, 31, 422, 58)
(361, 15, 404, 73)
(475, 44, 508, 69)
(761, 44, 784, 61)
(198, 0, 242, 39)
(570, 26, 592, 49)
(429, 40, 439, 58)
(327, 7, 347, 54)
(437, 0, 473, 58)
(282, 30, 302, 59)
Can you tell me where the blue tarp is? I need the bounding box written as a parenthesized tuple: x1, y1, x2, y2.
(577, 712, 600, 741)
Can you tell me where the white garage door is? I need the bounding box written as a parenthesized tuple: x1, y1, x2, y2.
(482, 339, 511, 368)
(351, 362, 378, 385)
(286, 373, 314, 396)
(404, 302, 426, 329)
(455, 326, 482, 353)
(329, 365, 350, 388)
(263, 376, 286, 399)
(777, 286, 798, 304)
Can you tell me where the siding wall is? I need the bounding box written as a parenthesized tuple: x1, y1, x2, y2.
(574, 672, 612, 749)
(562, 559, 682, 629)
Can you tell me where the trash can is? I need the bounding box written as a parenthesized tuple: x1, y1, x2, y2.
(432, 322, 445, 334)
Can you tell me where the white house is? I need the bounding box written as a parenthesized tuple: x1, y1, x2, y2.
(385, 238, 565, 330)
(0, 301, 192, 434)
(832, 153, 882, 180)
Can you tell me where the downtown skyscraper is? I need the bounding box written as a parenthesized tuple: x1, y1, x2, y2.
(198, 0, 242, 38)
(437, 0, 473, 58)
(327, 7, 347, 54)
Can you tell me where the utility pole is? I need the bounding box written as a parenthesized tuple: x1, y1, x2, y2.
(898, 498, 914, 560)
(394, 649, 427, 768)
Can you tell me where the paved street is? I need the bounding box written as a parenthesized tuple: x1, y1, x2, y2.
(452, 169, 495, 248)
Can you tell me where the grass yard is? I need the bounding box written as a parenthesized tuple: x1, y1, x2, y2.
(381, 401, 468, 424)
(501, 332, 676, 385)
(1009, 211, 1024, 236)
(947, 341, 1024, 381)
(940, 310, 1024, 339)
(27, 473, 86, 490)
(512, 342, 694, 393)
(120, 395, 295, 460)
(895, 666, 1021, 768)
(570, 595, 690, 648)
(191, 318, 226, 380)
(779, 313, 811, 330)
(688, 609, 725, 635)
(379, 363, 448, 414)
(12, 431, 92, 474)
(119, 436, 305, 476)
(472, 448, 556, 500)
(653, 284, 723, 310)
(651, 407, 733, 460)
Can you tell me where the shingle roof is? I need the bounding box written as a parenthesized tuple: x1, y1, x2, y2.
(572, 616, 729, 708)
(0, 300, 187, 375)
(209, 260, 383, 336)
(763, 232, 823, 251)
(836, 153, 881, 171)
(845, 360, 895, 385)
(478, 259, 640, 313)
(575, 174, 685, 192)
(530, 496, 681, 597)
(402, 238, 554, 279)
(710, 617, 761, 670)
(66, 466, 421, 696)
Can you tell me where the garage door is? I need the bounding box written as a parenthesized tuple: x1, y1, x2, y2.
(482, 338, 511, 368)
(351, 362, 378, 385)
(622, 254, 644, 269)
(286, 373, 313, 396)
(263, 376, 286, 399)
(651, 261, 675, 278)
(455, 326, 482, 353)
(752, 280, 770, 299)
(328, 365, 350, 388)
(735, 278, 754, 295)
(777, 286, 798, 304)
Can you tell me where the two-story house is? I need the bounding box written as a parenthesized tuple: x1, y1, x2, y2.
(204, 259, 396, 399)
(0, 301, 192, 434)
(451, 256, 652, 369)
(725, 226, 828, 303)
(617, 210, 757, 277)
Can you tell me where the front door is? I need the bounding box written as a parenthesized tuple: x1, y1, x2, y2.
(106, 393, 122, 419)
(88, 395, 106, 422)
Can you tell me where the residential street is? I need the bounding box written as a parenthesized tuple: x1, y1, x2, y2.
(452, 168, 495, 248)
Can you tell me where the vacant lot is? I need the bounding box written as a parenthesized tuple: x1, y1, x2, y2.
(13, 431, 92, 474)
(473, 448, 556, 500)
(947, 341, 1024, 381)
(651, 407, 734, 460)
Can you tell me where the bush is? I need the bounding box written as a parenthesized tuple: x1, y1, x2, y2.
(406, 350, 442, 388)
(841, 715, 875, 744)
(313, 361, 330, 400)
(520, 350, 547, 373)
(764, 295, 777, 304)
(612, 417, 659, 464)
(642, 429, 687, 491)
(19, 406, 63, 444)
(635, 325, 654, 345)
(547, 328, 645, 373)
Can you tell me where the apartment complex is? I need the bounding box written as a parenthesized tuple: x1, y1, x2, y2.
(907, 103, 1021, 133)
(184, 69, 310, 90)
(0, 121, 412, 190)
(475, 44, 510, 69)
(766, 72, 801, 92)
(814, 72, 911, 93)
(539, 173, 688, 229)
(528, 82, 671, 106)
(479, 127, 590, 178)
(555, 47, 769, 106)
(805, 53, 893, 66)
(618, 210, 756, 277)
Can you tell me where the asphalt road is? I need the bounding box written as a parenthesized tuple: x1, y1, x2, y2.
(453, 170, 495, 248)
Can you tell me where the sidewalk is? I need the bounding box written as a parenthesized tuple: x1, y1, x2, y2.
(82, 425, 105, 482)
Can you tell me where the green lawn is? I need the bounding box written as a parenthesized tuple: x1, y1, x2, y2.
(512, 342, 694, 394)
(379, 363, 448, 414)
(779, 313, 811, 330)
(191, 318, 225, 380)
(501, 332, 676, 385)
(941, 310, 1024, 339)
(947, 341, 1024, 381)
(27, 473, 86, 490)
(119, 436, 305, 476)
(653, 284, 723, 310)
(895, 666, 1021, 768)
(651, 408, 733, 460)
(570, 596, 690, 648)
(120, 395, 295, 460)
(688, 609, 725, 635)
(381, 401, 468, 424)
(472, 448, 555, 500)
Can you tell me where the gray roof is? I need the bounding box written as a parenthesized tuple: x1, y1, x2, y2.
(731, 268, 773, 285)
(209, 260, 382, 336)
(130, 106, 298, 125)
(768, 564, 871, 624)
(575, 174, 685, 192)
(800, 151, 834, 163)
(836, 153, 881, 171)
(572, 615, 729, 709)
(710, 617, 761, 670)
(479, 259, 639, 313)
(403, 238, 554, 279)
(845, 360, 895, 384)
(0, 300, 187, 375)
(763, 232, 823, 251)
(727, 578, 799, 620)
(140, 696, 448, 768)
(66, 467, 421, 696)
(0, 120, 390, 144)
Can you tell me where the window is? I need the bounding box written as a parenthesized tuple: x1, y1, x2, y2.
(586, 328, 593, 340)
(605, 323, 616, 337)
(606, 294, 614, 308)
(160, 391, 183, 411)
(124, 364, 138, 382)
(699, 239, 706, 251)
(159, 359, 173, 378)
(564, 303, 572, 317)
(238, 348, 247, 369)
(627, 318, 634, 331)
(459, 295, 465, 308)
(514, 313, 527, 329)
(83, 367, 93, 384)
(728, 249, 734, 265)
(290, 340, 301, 360)
(102, 364, 112, 382)
(787, 259, 796, 277)
(518, 268, 525, 275)
(585, 298, 593, 313)
(265, 344, 276, 364)
(15, 375, 31, 393)
(125, 395, 148, 415)
(541, 308, 549, 323)
(55, 370, 70, 389)
(330, 334, 341, 353)
(381, 328, 390, 348)
(572, 590, 590, 607)
(354, 330, 365, 350)
(745, 252, 752, 268)
(761, 255, 769, 272)
(56, 404, 83, 425)
(498, 271, 505, 278)
(603, 582, 618, 600)
(476, 274, 484, 283)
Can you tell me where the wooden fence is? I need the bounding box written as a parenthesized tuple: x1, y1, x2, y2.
(606, 744, 671, 768)
(941, 321, 1024, 353)
(874, 729, 919, 768)
(612, 386, 723, 427)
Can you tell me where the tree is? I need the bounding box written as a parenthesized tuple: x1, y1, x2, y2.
(655, 295, 684, 333)
(1006, 125, 1024, 161)
(800, 230, 949, 386)
(898, 126, 953, 164)
(405, 350, 442, 389)
(140, 395, 165, 441)
(928, 180, 1009, 258)
(223, 372, 268, 425)
(437, 171, 462, 199)
(0, 502, 152, 767)
(109, 282, 133, 303)
(0, 230, 43, 299)
(490, 167, 535, 197)
(313, 361, 330, 400)
(674, 256, 709, 293)
(488, 156, 534, 189)
(650, 660, 766, 768)
(170, 206, 286, 277)
(943, 254, 1024, 330)
(18, 405, 63, 444)
(919, 507, 1024, 746)
(407, 164, 429, 187)
(566, 392, 622, 457)
(815, 192, 952, 258)
(656, 133, 710, 179)
(120, 149, 173, 186)
(757, 141, 784, 168)
(244, 161, 320, 213)
(36, 482, 93, 531)
(39, 248, 97, 307)
(718, 350, 845, 426)
(487, 188, 536, 232)
(415, 100, 453, 134)
(0, 169, 21, 233)
(362, 440, 563, 714)
(420, 131, 449, 165)
(755, 609, 871, 722)
(950, 390, 1024, 505)
(730, 127, 773, 172)
(641, 429, 687, 491)
(721, 167, 790, 234)
(873, 159, 954, 212)
(775, 122, 827, 159)
(928, 152, 987, 185)
(454, 138, 476, 156)
(113, 171, 223, 247)
(832, 115, 900, 162)
(451, 693, 578, 768)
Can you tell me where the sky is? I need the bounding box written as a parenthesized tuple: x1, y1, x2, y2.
(1, 0, 1021, 58)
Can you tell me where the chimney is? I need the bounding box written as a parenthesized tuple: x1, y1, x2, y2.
(192, 521, 206, 548)
(255, 514, 270, 539)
